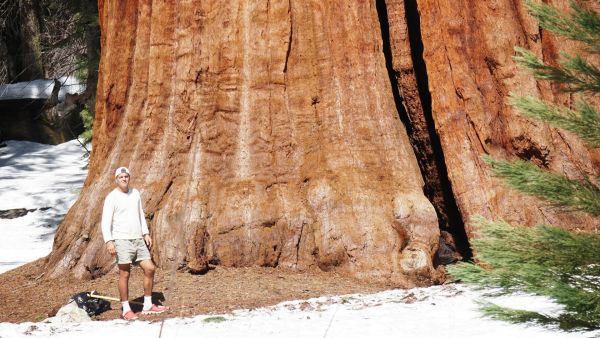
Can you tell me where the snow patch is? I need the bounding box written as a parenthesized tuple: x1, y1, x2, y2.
(0, 139, 88, 273)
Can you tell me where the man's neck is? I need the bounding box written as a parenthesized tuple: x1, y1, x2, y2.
(117, 186, 130, 193)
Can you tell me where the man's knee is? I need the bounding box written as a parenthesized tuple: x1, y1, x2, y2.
(141, 261, 155, 275)
(118, 264, 131, 278)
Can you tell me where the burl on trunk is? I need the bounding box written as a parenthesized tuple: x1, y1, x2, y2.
(45, 0, 441, 284)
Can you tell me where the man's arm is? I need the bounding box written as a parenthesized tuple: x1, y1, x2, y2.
(143, 233, 152, 249)
(101, 193, 115, 242)
(101, 192, 116, 255)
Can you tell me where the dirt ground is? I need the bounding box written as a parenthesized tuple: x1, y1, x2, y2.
(0, 259, 404, 323)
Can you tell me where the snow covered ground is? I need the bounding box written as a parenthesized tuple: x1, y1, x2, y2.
(1, 140, 598, 338)
(0, 140, 88, 273)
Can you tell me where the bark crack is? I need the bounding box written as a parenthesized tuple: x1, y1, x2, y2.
(295, 221, 305, 266)
(283, 0, 293, 73)
(466, 113, 490, 156)
(156, 179, 175, 210)
(376, 0, 472, 260)
(510, 0, 532, 49)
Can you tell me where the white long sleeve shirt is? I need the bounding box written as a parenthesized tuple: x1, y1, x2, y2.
(101, 188, 149, 242)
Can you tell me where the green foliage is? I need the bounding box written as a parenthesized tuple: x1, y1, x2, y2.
(524, 0, 600, 54)
(71, 1, 100, 80)
(513, 0, 600, 94)
(202, 316, 227, 323)
(479, 303, 556, 326)
(483, 156, 600, 216)
(79, 106, 93, 144)
(479, 303, 594, 331)
(448, 218, 600, 330)
(452, 0, 600, 332)
(501, 0, 600, 218)
(509, 94, 600, 147)
(513, 47, 600, 93)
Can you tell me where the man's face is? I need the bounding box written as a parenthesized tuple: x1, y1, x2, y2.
(116, 173, 130, 191)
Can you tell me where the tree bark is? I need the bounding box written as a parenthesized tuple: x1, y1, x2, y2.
(1, 0, 45, 81)
(414, 0, 600, 235)
(45, 0, 441, 284)
(44, 0, 600, 283)
(81, 0, 101, 117)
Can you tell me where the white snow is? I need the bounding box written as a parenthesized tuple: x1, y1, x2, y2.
(0, 140, 88, 273)
(1, 140, 598, 338)
(0, 75, 85, 102)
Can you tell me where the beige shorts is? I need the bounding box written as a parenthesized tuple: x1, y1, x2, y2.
(114, 238, 151, 264)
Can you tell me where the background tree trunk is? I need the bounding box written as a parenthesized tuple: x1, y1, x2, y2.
(45, 0, 441, 284)
(1, 0, 45, 81)
(80, 0, 101, 117)
(413, 0, 600, 236)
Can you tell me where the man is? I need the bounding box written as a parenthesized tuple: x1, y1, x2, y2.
(101, 166, 167, 320)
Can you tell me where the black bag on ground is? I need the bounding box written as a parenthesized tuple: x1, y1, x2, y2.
(71, 291, 111, 316)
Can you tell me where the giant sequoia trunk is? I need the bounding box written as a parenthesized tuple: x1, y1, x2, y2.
(45, 0, 598, 282)
(46, 0, 441, 284)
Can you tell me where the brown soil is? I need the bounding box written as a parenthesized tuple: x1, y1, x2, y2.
(0, 259, 402, 323)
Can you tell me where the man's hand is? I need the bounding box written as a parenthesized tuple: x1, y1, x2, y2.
(106, 241, 116, 256)
(144, 234, 152, 249)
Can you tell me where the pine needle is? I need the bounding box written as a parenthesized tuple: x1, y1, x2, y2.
(483, 156, 600, 217)
(448, 218, 600, 330)
(525, 0, 600, 54)
(510, 94, 600, 147)
(513, 47, 600, 93)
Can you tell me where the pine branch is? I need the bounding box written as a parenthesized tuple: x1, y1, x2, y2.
(514, 47, 600, 93)
(509, 94, 600, 147)
(480, 303, 598, 331)
(448, 217, 600, 330)
(525, 0, 600, 54)
(483, 156, 600, 217)
(479, 303, 557, 326)
(461, 1, 600, 332)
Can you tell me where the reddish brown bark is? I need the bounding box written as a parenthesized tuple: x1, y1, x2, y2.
(46, 0, 441, 284)
(414, 0, 599, 235)
(45, 0, 599, 284)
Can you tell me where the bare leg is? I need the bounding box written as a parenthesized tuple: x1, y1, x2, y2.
(118, 264, 131, 301)
(139, 259, 156, 297)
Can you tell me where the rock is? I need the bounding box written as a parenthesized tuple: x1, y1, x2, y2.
(434, 231, 463, 266)
(0, 208, 34, 219)
(0, 207, 51, 219)
(47, 301, 91, 324)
